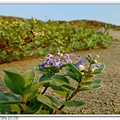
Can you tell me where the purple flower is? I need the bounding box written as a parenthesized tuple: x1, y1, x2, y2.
(40, 64, 46, 69)
(53, 58, 62, 67)
(74, 59, 86, 68)
(64, 54, 72, 63)
(40, 59, 53, 69)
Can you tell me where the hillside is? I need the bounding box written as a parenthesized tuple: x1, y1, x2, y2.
(1, 15, 120, 30)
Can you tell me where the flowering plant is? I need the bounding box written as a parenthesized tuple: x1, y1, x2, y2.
(0, 51, 105, 114)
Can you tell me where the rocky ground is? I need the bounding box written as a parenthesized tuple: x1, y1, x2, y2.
(0, 29, 120, 114)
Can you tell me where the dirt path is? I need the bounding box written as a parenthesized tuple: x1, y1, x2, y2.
(0, 29, 120, 114)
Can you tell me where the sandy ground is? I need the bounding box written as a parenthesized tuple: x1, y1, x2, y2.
(0, 29, 120, 114)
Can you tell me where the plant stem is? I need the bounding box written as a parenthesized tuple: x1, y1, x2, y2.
(82, 62, 92, 82)
(21, 96, 27, 113)
(21, 104, 26, 114)
(67, 85, 81, 101)
(54, 85, 81, 114)
(88, 62, 92, 72)
(41, 87, 48, 94)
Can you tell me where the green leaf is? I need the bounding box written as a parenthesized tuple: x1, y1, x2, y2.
(22, 80, 39, 101)
(46, 95, 63, 106)
(66, 65, 82, 83)
(24, 104, 42, 114)
(50, 79, 69, 98)
(4, 68, 25, 95)
(51, 74, 70, 84)
(37, 94, 57, 110)
(0, 93, 22, 114)
(62, 100, 85, 107)
(80, 79, 102, 91)
(26, 89, 38, 101)
(80, 80, 102, 86)
(24, 80, 50, 94)
(62, 83, 76, 91)
(23, 70, 36, 88)
(80, 84, 102, 91)
(41, 103, 54, 114)
(40, 75, 51, 82)
(0, 93, 24, 104)
(50, 84, 68, 99)
(67, 63, 82, 75)
(66, 67, 78, 81)
(39, 75, 51, 87)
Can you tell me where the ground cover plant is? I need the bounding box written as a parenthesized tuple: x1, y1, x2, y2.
(0, 16, 113, 63)
(0, 52, 105, 114)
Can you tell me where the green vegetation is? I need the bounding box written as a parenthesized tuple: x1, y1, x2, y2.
(0, 53, 105, 114)
(0, 16, 113, 63)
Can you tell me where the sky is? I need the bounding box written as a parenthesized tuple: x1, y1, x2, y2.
(0, 3, 120, 26)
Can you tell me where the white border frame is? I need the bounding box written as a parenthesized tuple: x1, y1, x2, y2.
(0, 0, 120, 117)
(0, 0, 120, 4)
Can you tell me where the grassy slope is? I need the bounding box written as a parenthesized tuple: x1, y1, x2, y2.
(0, 15, 120, 64)
(1, 15, 120, 30)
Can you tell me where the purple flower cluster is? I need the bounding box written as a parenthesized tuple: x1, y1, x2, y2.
(40, 53, 101, 73)
(40, 53, 72, 69)
(53, 58, 62, 67)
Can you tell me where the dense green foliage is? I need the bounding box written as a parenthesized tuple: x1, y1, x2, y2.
(0, 16, 112, 63)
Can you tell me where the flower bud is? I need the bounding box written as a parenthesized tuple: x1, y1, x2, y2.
(57, 52, 61, 56)
(96, 55, 99, 58)
(60, 53, 63, 57)
(93, 55, 99, 59)
(91, 60, 97, 64)
(86, 56, 91, 63)
(88, 54, 93, 59)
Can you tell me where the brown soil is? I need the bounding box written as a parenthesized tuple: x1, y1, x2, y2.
(0, 29, 120, 114)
